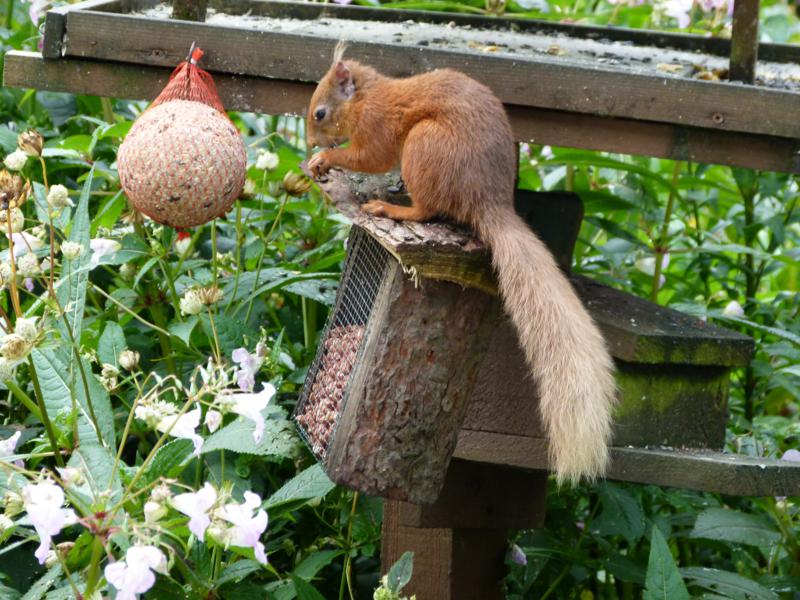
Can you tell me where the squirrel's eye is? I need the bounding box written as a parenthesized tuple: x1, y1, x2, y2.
(314, 108, 326, 121)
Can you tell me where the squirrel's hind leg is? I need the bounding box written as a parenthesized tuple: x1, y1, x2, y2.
(361, 199, 434, 221)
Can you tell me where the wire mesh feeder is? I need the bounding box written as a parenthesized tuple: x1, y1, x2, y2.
(293, 225, 495, 504)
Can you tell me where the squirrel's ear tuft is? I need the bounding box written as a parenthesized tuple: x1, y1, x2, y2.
(334, 61, 355, 99)
(332, 40, 347, 64)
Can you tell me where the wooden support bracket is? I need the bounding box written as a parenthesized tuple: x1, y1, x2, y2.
(730, 0, 760, 83)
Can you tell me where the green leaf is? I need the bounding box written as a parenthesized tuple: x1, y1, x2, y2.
(56, 167, 93, 343)
(680, 567, 778, 600)
(169, 316, 199, 346)
(201, 312, 248, 355)
(20, 564, 61, 600)
(140, 439, 194, 487)
(201, 406, 298, 459)
(216, 560, 263, 587)
(265, 464, 335, 510)
(643, 526, 690, 600)
(290, 575, 325, 600)
(386, 551, 414, 593)
(690, 508, 781, 548)
(293, 550, 343, 580)
(97, 321, 126, 368)
(593, 484, 646, 544)
(67, 444, 122, 507)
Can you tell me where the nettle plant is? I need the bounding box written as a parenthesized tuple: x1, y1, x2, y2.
(0, 120, 375, 598)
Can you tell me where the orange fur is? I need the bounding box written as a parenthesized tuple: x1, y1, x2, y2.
(307, 51, 616, 485)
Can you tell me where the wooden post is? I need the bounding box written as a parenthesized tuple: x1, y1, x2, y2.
(172, 0, 207, 22)
(381, 460, 548, 599)
(729, 0, 760, 83)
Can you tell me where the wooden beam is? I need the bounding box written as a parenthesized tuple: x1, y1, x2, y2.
(730, 0, 760, 83)
(6, 52, 800, 174)
(56, 8, 800, 139)
(453, 430, 800, 497)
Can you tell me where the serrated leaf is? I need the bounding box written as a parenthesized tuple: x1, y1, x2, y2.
(265, 464, 335, 510)
(643, 526, 690, 600)
(140, 439, 193, 487)
(290, 575, 325, 600)
(216, 560, 263, 587)
(201, 407, 298, 458)
(67, 444, 122, 507)
(98, 322, 126, 368)
(20, 564, 61, 600)
(691, 508, 780, 548)
(201, 312, 248, 355)
(593, 484, 646, 544)
(386, 551, 414, 593)
(681, 567, 778, 600)
(56, 167, 93, 343)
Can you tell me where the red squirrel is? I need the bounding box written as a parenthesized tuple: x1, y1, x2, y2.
(307, 43, 616, 485)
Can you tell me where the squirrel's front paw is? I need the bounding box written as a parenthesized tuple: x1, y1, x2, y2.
(308, 151, 332, 178)
(361, 200, 389, 218)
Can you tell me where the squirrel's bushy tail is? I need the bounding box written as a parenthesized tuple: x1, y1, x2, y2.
(477, 206, 616, 485)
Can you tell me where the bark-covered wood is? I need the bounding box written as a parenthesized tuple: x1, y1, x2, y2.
(325, 258, 496, 504)
(7, 51, 800, 174)
(729, 0, 760, 83)
(56, 8, 800, 139)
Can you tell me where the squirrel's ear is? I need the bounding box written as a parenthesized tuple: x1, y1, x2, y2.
(333, 62, 355, 99)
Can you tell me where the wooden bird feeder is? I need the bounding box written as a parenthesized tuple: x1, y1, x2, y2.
(7, 0, 800, 596)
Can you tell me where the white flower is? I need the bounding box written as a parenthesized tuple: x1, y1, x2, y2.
(46, 184, 74, 210)
(3, 150, 28, 171)
(231, 343, 267, 392)
(243, 178, 256, 196)
(89, 238, 121, 268)
(0, 357, 17, 381)
(118, 349, 140, 371)
(219, 383, 276, 444)
(21, 480, 78, 564)
(180, 289, 204, 316)
(15, 317, 38, 343)
(204, 410, 222, 433)
(9, 232, 43, 256)
(661, 0, 694, 28)
(156, 405, 203, 456)
(723, 300, 745, 318)
(217, 491, 269, 564)
(0, 514, 14, 534)
(171, 482, 217, 539)
(0, 431, 21, 457)
(55, 467, 84, 487)
(144, 500, 167, 525)
(255, 150, 279, 171)
(60, 241, 84, 261)
(16, 252, 40, 277)
(135, 400, 177, 429)
(104, 545, 168, 600)
(0, 333, 30, 361)
(175, 234, 192, 257)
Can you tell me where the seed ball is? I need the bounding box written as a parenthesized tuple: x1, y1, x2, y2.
(118, 100, 246, 228)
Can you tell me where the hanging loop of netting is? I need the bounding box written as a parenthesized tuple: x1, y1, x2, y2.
(150, 43, 227, 114)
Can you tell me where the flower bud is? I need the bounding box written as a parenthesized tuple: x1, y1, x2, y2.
(179, 289, 204, 315)
(118, 349, 140, 372)
(0, 208, 24, 233)
(175, 232, 192, 257)
(723, 300, 744, 318)
(46, 184, 74, 210)
(3, 491, 22, 517)
(255, 150, 279, 171)
(0, 514, 14, 534)
(3, 151, 28, 172)
(282, 171, 312, 197)
(242, 178, 256, 198)
(56, 467, 84, 487)
(16, 253, 40, 277)
(0, 333, 29, 361)
(119, 263, 136, 281)
(14, 317, 38, 343)
(198, 286, 223, 307)
(144, 500, 167, 525)
(17, 130, 43, 157)
(61, 241, 84, 261)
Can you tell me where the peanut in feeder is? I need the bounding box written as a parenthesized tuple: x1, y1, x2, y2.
(117, 45, 246, 229)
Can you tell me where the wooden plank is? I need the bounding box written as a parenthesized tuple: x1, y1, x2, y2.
(454, 430, 800, 497)
(58, 10, 800, 139)
(730, 0, 760, 83)
(5, 52, 800, 174)
(47, 0, 800, 64)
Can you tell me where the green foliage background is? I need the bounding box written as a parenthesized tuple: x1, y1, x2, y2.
(0, 0, 797, 598)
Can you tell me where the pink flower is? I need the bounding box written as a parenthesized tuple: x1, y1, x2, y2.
(509, 544, 527, 566)
(217, 491, 269, 564)
(104, 545, 168, 600)
(156, 405, 203, 456)
(781, 449, 800, 463)
(223, 383, 276, 444)
(204, 410, 222, 433)
(231, 344, 266, 392)
(171, 482, 217, 539)
(21, 480, 77, 564)
(663, 0, 694, 28)
(88, 238, 121, 268)
(9, 232, 43, 256)
(24, 0, 49, 23)
(0, 431, 21, 457)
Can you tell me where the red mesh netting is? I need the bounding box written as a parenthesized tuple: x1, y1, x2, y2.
(150, 47, 227, 114)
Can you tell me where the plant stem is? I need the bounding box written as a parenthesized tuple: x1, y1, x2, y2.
(5, 378, 42, 421)
(100, 97, 114, 125)
(651, 161, 682, 302)
(3, 0, 13, 29)
(83, 535, 105, 597)
(26, 356, 64, 466)
(338, 492, 359, 600)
